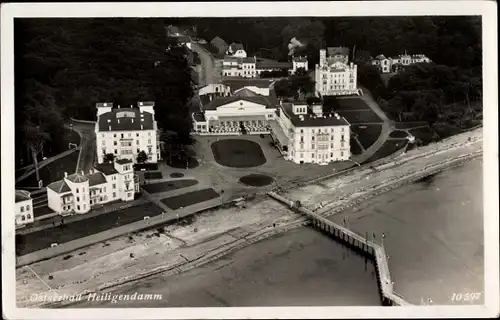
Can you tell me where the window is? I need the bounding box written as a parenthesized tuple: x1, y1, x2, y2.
(331, 143, 334, 148)
(312, 144, 315, 149)
(76, 188, 79, 193)
(121, 134, 124, 138)
(20, 206, 24, 213)
(341, 152, 344, 157)
(341, 135, 345, 141)
(300, 153, 304, 158)
(26, 205, 30, 211)
(136, 140, 139, 145)
(114, 141, 117, 146)
(103, 187, 106, 192)
(113, 192, 116, 198)
(114, 149, 118, 154)
(148, 132, 151, 136)
(312, 153, 315, 158)
(137, 148, 140, 153)
(312, 137, 315, 141)
(102, 148, 106, 155)
(136, 133, 139, 137)
(148, 139, 151, 144)
(83, 188, 85, 192)
(330, 153, 333, 157)
(77, 205, 80, 210)
(83, 195, 86, 201)
(312, 129, 315, 133)
(341, 142, 345, 148)
(77, 197, 80, 202)
(113, 184, 116, 189)
(129, 133, 132, 137)
(21, 216, 25, 221)
(102, 134, 105, 138)
(113, 134, 117, 138)
(128, 193, 131, 198)
(102, 140, 105, 146)
(83, 204, 86, 210)
(331, 135, 334, 140)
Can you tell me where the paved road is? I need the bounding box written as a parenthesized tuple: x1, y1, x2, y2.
(72, 122, 96, 174)
(191, 42, 219, 86)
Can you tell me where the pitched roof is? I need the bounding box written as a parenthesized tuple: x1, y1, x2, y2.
(292, 56, 308, 62)
(222, 79, 275, 91)
(192, 112, 206, 122)
(203, 95, 277, 111)
(280, 103, 350, 127)
(116, 158, 133, 165)
(327, 47, 350, 56)
(94, 163, 119, 176)
(15, 190, 31, 203)
(210, 36, 228, 52)
(98, 107, 155, 132)
(87, 172, 107, 186)
(229, 43, 244, 52)
(47, 180, 71, 194)
(256, 60, 292, 70)
(375, 54, 387, 60)
(66, 173, 89, 183)
(233, 88, 259, 97)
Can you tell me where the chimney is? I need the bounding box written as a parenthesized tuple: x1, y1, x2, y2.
(209, 95, 212, 101)
(141, 124, 143, 130)
(108, 125, 111, 131)
(64, 172, 68, 178)
(118, 105, 121, 109)
(132, 119, 134, 123)
(117, 119, 120, 124)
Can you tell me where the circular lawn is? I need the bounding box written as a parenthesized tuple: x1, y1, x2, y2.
(239, 174, 274, 187)
(170, 172, 185, 178)
(211, 139, 266, 168)
(389, 130, 409, 138)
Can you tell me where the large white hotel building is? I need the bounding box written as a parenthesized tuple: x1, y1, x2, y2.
(95, 101, 161, 164)
(315, 47, 359, 97)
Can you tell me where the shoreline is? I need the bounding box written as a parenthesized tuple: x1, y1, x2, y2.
(17, 128, 482, 308)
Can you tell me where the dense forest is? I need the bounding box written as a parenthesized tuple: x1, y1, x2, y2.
(15, 18, 194, 167)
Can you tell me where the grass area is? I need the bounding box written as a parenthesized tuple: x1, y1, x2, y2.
(160, 188, 219, 210)
(389, 130, 409, 138)
(323, 96, 371, 111)
(336, 110, 382, 123)
(394, 121, 429, 129)
(16, 150, 79, 188)
(33, 205, 54, 218)
(351, 124, 383, 150)
(350, 135, 363, 156)
(364, 140, 408, 163)
(239, 174, 274, 187)
(16, 202, 163, 256)
(211, 139, 266, 168)
(143, 171, 163, 180)
(142, 179, 199, 194)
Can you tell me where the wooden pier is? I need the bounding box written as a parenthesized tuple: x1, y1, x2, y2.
(267, 191, 411, 306)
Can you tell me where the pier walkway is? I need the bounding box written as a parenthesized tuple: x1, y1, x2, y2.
(267, 191, 411, 306)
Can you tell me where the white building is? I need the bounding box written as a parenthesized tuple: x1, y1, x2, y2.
(226, 43, 247, 58)
(315, 47, 359, 97)
(198, 84, 231, 97)
(370, 52, 431, 73)
(192, 89, 277, 135)
(270, 100, 351, 165)
(15, 190, 34, 228)
(46, 160, 137, 215)
(292, 56, 308, 73)
(95, 102, 161, 164)
(222, 52, 307, 78)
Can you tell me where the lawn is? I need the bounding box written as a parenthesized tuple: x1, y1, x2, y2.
(33, 205, 55, 219)
(160, 188, 219, 210)
(364, 140, 409, 163)
(351, 124, 383, 150)
(143, 171, 163, 180)
(323, 96, 371, 111)
(389, 130, 409, 139)
(16, 202, 163, 256)
(166, 156, 200, 169)
(350, 135, 363, 156)
(142, 179, 199, 194)
(336, 110, 382, 123)
(239, 174, 274, 187)
(394, 121, 429, 129)
(16, 150, 80, 188)
(211, 139, 266, 168)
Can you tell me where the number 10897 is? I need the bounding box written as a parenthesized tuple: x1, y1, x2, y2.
(451, 292, 482, 302)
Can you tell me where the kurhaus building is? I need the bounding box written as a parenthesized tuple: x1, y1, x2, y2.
(315, 47, 360, 97)
(95, 102, 160, 164)
(46, 160, 137, 215)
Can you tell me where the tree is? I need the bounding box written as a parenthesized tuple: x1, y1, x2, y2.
(136, 150, 148, 164)
(23, 124, 50, 184)
(295, 67, 307, 77)
(104, 153, 115, 163)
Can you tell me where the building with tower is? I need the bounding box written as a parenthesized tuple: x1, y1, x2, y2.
(315, 47, 360, 97)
